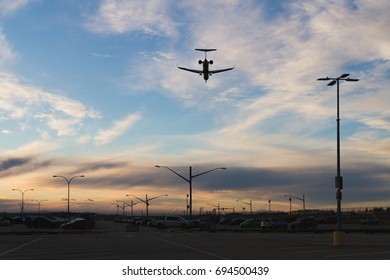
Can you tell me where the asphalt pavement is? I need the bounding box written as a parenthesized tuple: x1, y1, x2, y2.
(0, 220, 390, 259)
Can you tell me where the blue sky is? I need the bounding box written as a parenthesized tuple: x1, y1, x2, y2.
(0, 0, 389, 214)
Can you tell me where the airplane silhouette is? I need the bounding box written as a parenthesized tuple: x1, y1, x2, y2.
(177, 49, 234, 82)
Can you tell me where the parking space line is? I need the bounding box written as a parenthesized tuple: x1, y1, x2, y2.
(326, 250, 390, 258)
(0, 238, 42, 257)
(150, 235, 230, 260)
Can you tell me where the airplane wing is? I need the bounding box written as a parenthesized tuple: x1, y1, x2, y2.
(177, 66, 203, 74)
(209, 66, 235, 74)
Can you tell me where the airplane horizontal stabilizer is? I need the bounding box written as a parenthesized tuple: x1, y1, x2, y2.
(195, 48, 217, 52)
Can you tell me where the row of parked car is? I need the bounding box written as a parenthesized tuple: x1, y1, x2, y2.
(115, 216, 205, 229)
(239, 217, 318, 230)
(113, 215, 319, 230)
(0, 216, 95, 230)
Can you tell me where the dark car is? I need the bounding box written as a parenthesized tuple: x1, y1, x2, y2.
(229, 218, 246, 226)
(361, 216, 379, 225)
(260, 218, 288, 230)
(24, 216, 58, 229)
(240, 218, 262, 228)
(60, 218, 95, 230)
(290, 217, 317, 229)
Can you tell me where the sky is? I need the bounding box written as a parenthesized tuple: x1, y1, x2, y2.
(0, 0, 389, 215)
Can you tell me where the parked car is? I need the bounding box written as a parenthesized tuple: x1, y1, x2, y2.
(154, 216, 191, 229)
(11, 216, 24, 224)
(229, 218, 247, 226)
(361, 216, 379, 225)
(60, 218, 95, 230)
(189, 219, 206, 229)
(290, 217, 317, 229)
(317, 216, 337, 224)
(260, 218, 288, 230)
(135, 217, 154, 226)
(24, 216, 59, 229)
(0, 218, 11, 226)
(240, 218, 261, 228)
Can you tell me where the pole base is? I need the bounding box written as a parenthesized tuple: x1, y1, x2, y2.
(333, 231, 346, 247)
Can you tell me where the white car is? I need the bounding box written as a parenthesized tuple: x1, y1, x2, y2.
(155, 216, 191, 229)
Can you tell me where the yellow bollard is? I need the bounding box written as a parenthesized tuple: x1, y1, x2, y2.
(333, 231, 346, 246)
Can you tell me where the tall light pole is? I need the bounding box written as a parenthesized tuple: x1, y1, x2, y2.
(236, 199, 252, 215)
(128, 194, 167, 217)
(284, 194, 305, 214)
(207, 203, 221, 215)
(155, 165, 226, 218)
(53, 175, 85, 219)
(318, 73, 359, 246)
(12, 188, 34, 214)
(30, 199, 47, 214)
(116, 200, 128, 216)
(121, 198, 139, 217)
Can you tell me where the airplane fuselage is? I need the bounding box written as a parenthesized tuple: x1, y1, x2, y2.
(202, 59, 210, 81)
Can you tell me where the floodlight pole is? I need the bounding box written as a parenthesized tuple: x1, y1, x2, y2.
(236, 199, 253, 215)
(155, 165, 226, 219)
(53, 175, 85, 219)
(284, 194, 305, 214)
(317, 74, 359, 245)
(12, 188, 34, 214)
(30, 199, 47, 214)
(129, 194, 167, 217)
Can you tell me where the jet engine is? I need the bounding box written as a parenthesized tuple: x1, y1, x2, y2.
(198, 60, 203, 64)
(209, 60, 213, 65)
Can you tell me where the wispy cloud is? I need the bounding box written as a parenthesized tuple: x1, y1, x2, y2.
(94, 113, 142, 145)
(84, 0, 178, 37)
(0, 74, 101, 136)
(0, 0, 28, 17)
(0, 27, 18, 65)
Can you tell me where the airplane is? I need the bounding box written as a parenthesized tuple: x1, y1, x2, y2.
(177, 49, 234, 82)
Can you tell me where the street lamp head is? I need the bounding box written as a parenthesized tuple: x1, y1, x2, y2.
(221, 167, 227, 170)
(317, 77, 330, 81)
(155, 165, 160, 168)
(80, 175, 85, 178)
(327, 80, 336, 86)
(346, 78, 359, 82)
(340, 73, 350, 78)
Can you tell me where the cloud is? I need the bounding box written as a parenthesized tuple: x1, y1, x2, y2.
(0, 157, 31, 171)
(0, 0, 28, 17)
(85, 0, 178, 37)
(0, 27, 18, 65)
(94, 113, 142, 145)
(0, 73, 101, 136)
(1, 129, 12, 134)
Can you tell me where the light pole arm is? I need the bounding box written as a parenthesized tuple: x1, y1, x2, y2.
(155, 165, 190, 183)
(129, 195, 147, 204)
(148, 194, 168, 202)
(192, 167, 226, 178)
(123, 197, 140, 207)
(289, 195, 304, 202)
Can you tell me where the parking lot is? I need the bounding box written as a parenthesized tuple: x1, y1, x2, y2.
(1, 220, 390, 259)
